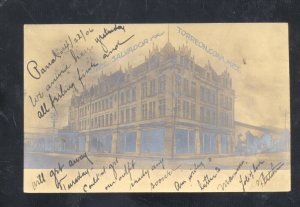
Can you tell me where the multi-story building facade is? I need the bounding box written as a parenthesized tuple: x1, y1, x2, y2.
(68, 42, 235, 158)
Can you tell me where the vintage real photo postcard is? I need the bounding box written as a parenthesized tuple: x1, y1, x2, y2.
(24, 23, 290, 192)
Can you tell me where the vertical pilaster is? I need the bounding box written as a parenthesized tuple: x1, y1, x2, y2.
(164, 126, 173, 158)
(111, 130, 118, 154)
(195, 128, 201, 154)
(228, 133, 233, 153)
(136, 127, 142, 155)
(85, 133, 90, 152)
(216, 133, 221, 154)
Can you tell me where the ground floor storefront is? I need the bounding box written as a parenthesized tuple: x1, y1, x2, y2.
(24, 124, 235, 157)
(84, 125, 235, 158)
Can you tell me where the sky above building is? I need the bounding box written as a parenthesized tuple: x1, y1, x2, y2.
(24, 23, 290, 133)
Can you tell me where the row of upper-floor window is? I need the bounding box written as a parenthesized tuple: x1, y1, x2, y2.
(176, 100, 212, 123)
(75, 78, 232, 119)
(200, 106, 216, 124)
(78, 96, 113, 117)
(79, 113, 114, 130)
(120, 87, 136, 105)
(73, 106, 232, 131)
(220, 94, 233, 110)
(78, 99, 166, 123)
(175, 75, 233, 107)
(120, 106, 136, 124)
(141, 99, 166, 120)
(175, 76, 218, 103)
(200, 86, 216, 104)
(219, 111, 233, 127)
(90, 96, 114, 114)
(175, 99, 233, 126)
(78, 105, 138, 130)
(78, 88, 136, 117)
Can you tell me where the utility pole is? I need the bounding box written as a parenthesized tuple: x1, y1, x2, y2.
(51, 111, 57, 152)
(51, 111, 57, 130)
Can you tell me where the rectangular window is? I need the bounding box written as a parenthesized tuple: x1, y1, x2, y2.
(102, 100, 105, 110)
(220, 94, 224, 107)
(117, 132, 136, 153)
(90, 133, 112, 153)
(121, 110, 124, 124)
(206, 88, 210, 103)
(225, 96, 228, 109)
(159, 99, 166, 117)
(191, 103, 196, 120)
(201, 133, 216, 154)
(183, 79, 189, 96)
(104, 99, 107, 110)
(142, 103, 147, 120)
(176, 75, 181, 95)
(105, 114, 109, 126)
(132, 87, 136, 101)
(200, 106, 204, 121)
(200, 86, 204, 101)
(142, 82, 147, 99)
(158, 75, 166, 93)
(206, 109, 210, 123)
(131, 107, 136, 122)
(101, 116, 104, 127)
(149, 102, 153, 119)
(183, 101, 190, 119)
(121, 92, 125, 105)
(149, 101, 155, 119)
(191, 82, 196, 98)
(126, 89, 131, 103)
(229, 97, 232, 110)
(105, 99, 108, 109)
(126, 108, 130, 123)
(153, 101, 156, 118)
(150, 79, 156, 96)
(219, 112, 223, 126)
(141, 129, 165, 153)
(176, 99, 181, 117)
(221, 135, 228, 153)
(110, 113, 113, 126)
(109, 96, 113, 108)
(212, 111, 216, 124)
(175, 129, 195, 154)
(212, 91, 216, 104)
(225, 113, 228, 127)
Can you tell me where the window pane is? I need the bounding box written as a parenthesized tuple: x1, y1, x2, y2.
(176, 129, 188, 154)
(189, 130, 195, 153)
(141, 129, 164, 153)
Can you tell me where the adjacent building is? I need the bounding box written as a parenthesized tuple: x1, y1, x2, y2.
(68, 42, 235, 158)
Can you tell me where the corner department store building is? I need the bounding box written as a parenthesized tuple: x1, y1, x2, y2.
(68, 42, 235, 158)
